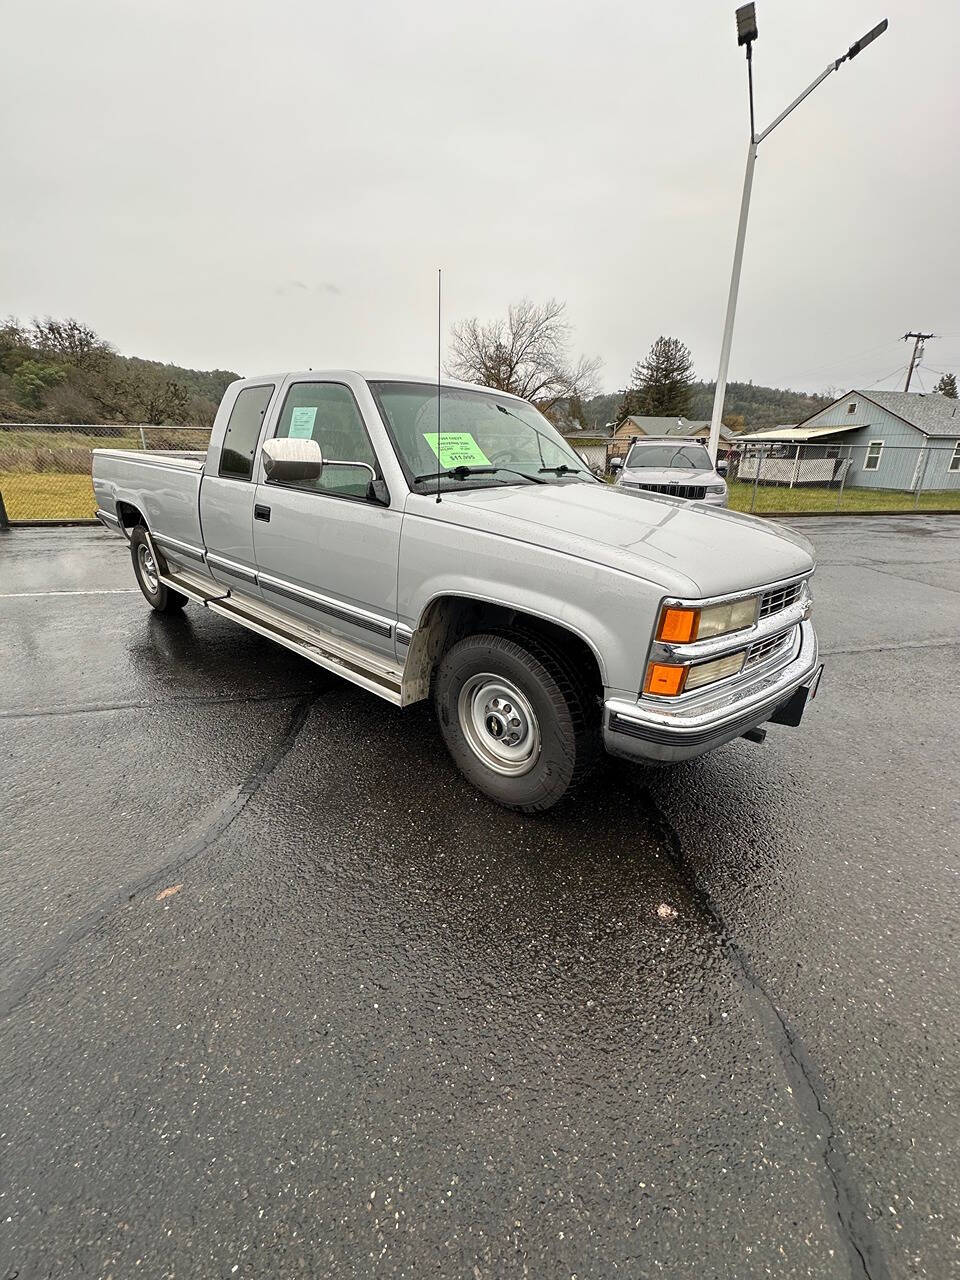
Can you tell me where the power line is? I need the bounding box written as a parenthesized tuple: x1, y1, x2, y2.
(864, 362, 909, 389)
(787, 339, 903, 386)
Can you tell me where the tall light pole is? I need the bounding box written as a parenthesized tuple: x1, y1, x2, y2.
(707, 7, 889, 463)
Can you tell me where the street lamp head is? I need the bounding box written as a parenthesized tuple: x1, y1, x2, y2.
(846, 18, 888, 60)
(736, 3, 758, 47)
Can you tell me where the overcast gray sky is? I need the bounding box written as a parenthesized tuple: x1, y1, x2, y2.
(3, 0, 958, 395)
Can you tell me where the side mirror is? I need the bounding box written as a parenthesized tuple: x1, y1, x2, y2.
(261, 437, 324, 483)
(610, 456, 623, 471)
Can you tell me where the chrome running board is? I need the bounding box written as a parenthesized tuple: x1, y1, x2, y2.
(155, 559, 405, 706)
(157, 564, 229, 605)
(209, 593, 404, 704)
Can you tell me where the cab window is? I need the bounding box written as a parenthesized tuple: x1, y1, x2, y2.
(274, 382, 376, 498)
(219, 384, 274, 480)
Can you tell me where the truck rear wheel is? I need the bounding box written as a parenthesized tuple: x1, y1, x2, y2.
(434, 631, 598, 813)
(130, 527, 187, 613)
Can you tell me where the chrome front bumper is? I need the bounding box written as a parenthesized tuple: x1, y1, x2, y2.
(603, 620, 821, 763)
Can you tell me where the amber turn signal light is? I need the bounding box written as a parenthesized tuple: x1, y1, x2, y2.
(644, 662, 688, 697)
(657, 606, 699, 644)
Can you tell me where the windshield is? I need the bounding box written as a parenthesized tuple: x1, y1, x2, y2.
(369, 381, 593, 492)
(625, 443, 712, 470)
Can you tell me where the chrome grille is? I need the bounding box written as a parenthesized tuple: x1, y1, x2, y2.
(629, 482, 707, 501)
(759, 581, 803, 619)
(744, 629, 793, 669)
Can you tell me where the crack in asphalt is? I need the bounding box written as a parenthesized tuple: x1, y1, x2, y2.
(820, 636, 959, 657)
(642, 788, 890, 1280)
(850, 561, 960, 597)
(0, 694, 317, 1021)
(0, 689, 320, 721)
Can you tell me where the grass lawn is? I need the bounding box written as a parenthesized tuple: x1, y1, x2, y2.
(727, 480, 960, 515)
(0, 471, 96, 521)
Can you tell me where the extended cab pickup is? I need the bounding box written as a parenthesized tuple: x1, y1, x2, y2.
(92, 372, 822, 812)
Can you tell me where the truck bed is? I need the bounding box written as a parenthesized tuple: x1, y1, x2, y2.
(91, 447, 206, 553)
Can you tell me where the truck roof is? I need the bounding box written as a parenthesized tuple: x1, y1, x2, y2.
(229, 370, 528, 403)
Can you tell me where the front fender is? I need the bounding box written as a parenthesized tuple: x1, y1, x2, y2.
(397, 514, 660, 697)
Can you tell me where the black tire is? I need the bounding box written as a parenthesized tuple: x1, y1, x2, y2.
(130, 526, 188, 613)
(434, 631, 600, 813)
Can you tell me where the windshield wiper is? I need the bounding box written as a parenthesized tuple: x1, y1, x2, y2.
(494, 405, 593, 480)
(538, 464, 586, 476)
(413, 465, 546, 486)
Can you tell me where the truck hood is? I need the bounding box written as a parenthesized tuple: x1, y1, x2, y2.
(619, 465, 721, 486)
(420, 482, 814, 597)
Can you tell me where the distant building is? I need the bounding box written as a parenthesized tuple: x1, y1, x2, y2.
(558, 423, 613, 472)
(744, 390, 960, 492)
(610, 416, 739, 458)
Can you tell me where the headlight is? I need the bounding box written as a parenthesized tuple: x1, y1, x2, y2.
(656, 595, 759, 644)
(643, 650, 746, 696)
(684, 651, 745, 690)
(706, 484, 726, 494)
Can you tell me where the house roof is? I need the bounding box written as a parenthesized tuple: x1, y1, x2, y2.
(562, 424, 614, 440)
(791, 389, 960, 438)
(617, 415, 737, 443)
(746, 424, 858, 442)
(855, 390, 960, 437)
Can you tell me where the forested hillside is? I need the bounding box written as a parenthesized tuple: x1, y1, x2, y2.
(685, 381, 831, 429)
(1, 313, 832, 433)
(578, 382, 831, 432)
(0, 317, 238, 427)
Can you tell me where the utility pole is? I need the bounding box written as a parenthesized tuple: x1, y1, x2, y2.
(902, 332, 935, 391)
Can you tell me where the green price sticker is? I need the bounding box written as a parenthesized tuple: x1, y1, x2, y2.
(288, 407, 317, 439)
(423, 432, 491, 469)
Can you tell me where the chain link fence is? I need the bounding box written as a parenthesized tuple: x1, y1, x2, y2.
(0, 423, 212, 523)
(721, 440, 960, 515)
(599, 438, 960, 515)
(3, 424, 959, 524)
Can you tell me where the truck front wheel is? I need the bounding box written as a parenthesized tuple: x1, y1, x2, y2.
(434, 631, 598, 813)
(130, 527, 188, 613)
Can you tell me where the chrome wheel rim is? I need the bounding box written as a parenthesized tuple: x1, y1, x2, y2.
(138, 542, 159, 594)
(457, 673, 541, 777)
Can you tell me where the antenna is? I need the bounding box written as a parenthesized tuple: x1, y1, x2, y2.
(436, 268, 442, 503)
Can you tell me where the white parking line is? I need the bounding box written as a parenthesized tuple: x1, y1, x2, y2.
(0, 588, 139, 598)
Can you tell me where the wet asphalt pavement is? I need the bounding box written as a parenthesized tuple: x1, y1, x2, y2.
(1, 516, 958, 1280)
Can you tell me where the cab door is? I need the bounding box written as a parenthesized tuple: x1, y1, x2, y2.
(200, 382, 277, 594)
(251, 378, 402, 659)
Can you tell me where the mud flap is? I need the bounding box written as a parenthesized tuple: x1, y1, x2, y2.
(768, 664, 824, 728)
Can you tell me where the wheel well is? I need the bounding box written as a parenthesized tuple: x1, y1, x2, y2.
(115, 501, 146, 531)
(402, 595, 603, 706)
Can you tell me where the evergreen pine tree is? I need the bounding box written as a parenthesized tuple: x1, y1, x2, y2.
(934, 372, 958, 399)
(630, 337, 695, 417)
(615, 387, 644, 422)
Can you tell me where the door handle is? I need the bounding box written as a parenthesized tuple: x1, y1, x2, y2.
(254, 504, 271, 522)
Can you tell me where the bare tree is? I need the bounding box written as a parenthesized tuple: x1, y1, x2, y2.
(30, 316, 112, 367)
(448, 298, 601, 411)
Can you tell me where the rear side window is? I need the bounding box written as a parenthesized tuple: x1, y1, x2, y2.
(219, 384, 275, 480)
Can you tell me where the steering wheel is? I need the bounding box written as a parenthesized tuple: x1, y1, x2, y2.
(487, 448, 516, 466)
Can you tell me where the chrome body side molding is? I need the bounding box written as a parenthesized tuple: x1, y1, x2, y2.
(152, 532, 207, 564)
(205, 551, 258, 584)
(257, 571, 394, 638)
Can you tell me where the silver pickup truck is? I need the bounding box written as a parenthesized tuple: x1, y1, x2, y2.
(92, 371, 822, 812)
